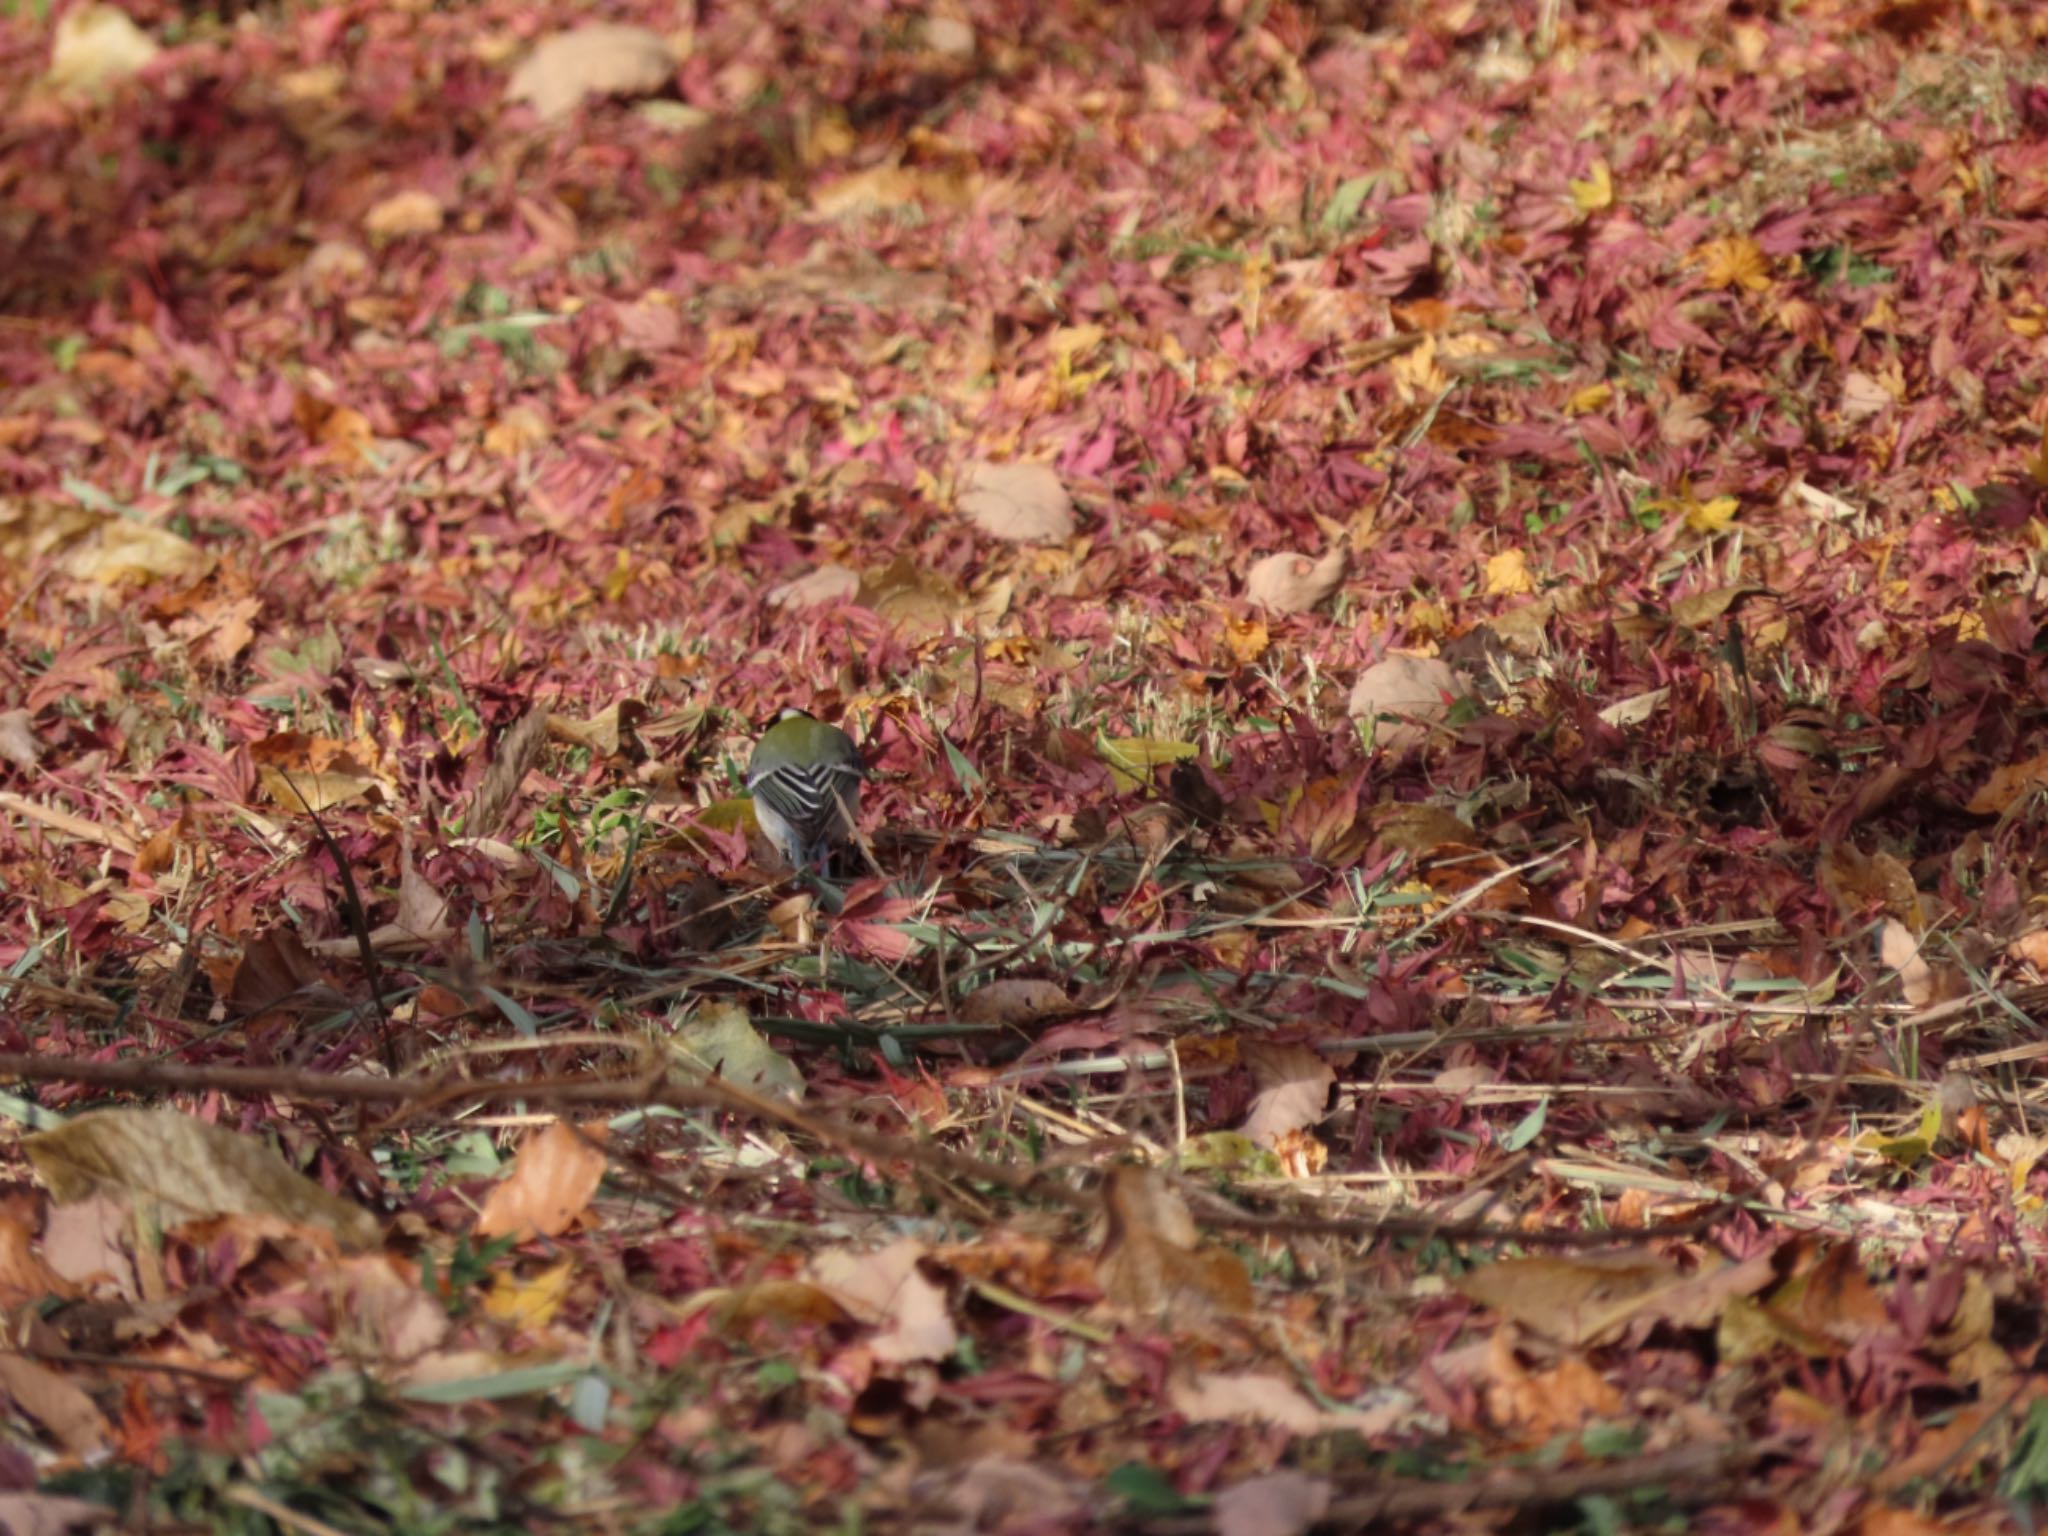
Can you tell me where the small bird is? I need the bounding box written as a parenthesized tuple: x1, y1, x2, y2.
(745, 708, 865, 874)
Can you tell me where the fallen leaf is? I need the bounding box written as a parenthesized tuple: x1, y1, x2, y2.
(1214, 1470, 1332, 1536)
(957, 979, 1070, 1028)
(957, 460, 1075, 544)
(474, 1121, 608, 1242)
(506, 24, 675, 122)
(45, 3, 159, 94)
(25, 1109, 381, 1251)
(363, 190, 446, 241)
(1968, 750, 2048, 815)
(808, 1238, 958, 1365)
(1456, 1250, 1777, 1347)
(1095, 1165, 1251, 1318)
(668, 1002, 806, 1103)
(1244, 548, 1344, 613)
(0, 1354, 108, 1457)
(65, 521, 206, 587)
(1691, 235, 1773, 292)
(0, 710, 39, 773)
(1879, 917, 1936, 1007)
(0, 1492, 113, 1536)
(484, 403, 551, 458)
(1483, 548, 1534, 597)
(768, 564, 861, 609)
(1347, 654, 1468, 749)
(482, 1259, 576, 1330)
(1098, 735, 1198, 793)
(1239, 1042, 1334, 1151)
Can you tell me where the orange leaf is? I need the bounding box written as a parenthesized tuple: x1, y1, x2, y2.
(475, 1121, 608, 1242)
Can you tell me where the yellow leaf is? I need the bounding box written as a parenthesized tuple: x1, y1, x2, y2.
(1566, 382, 1613, 414)
(483, 1259, 574, 1330)
(1569, 160, 1613, 214)
(1691, 236, 1772, 293)
(1099, 736, 1198, 794)
(1483, 548, 1534, 597)
(1047, 324, 1105, 365)
(1224, 615, 1270, 665)
(1685, 495, 1740, 535)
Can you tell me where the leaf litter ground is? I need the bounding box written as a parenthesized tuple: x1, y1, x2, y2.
(5, 0, 2048, 1531)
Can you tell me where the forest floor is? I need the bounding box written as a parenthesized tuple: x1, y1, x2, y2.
(5, 0, 2048, 1531)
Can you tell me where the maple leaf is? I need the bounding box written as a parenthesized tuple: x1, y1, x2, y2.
(1690, 236, 1773, 292)
(1569, 160, 1613, 215)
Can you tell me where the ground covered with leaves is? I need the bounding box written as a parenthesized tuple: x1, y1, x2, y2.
(5, 0, 2048, 1530)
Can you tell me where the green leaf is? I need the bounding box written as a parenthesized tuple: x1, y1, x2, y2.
(942, 733, 984, 792)
(1500, 1096, 1549, 1153)
(1104, 1463, 1200, 1515)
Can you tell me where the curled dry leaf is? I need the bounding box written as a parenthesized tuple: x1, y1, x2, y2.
(1095, 1165, 1252, 1319)
(1213, 1469, 1333, 1536)
(1243, 548, 1345, 613)
(767, 564, 860, 609)
(45, 4, 159, 94)
(956, 460, 1075, 544)
(957, 978, 1069, 1028)
(484, 403, 551, 458)
(1239, 1041, 1335, 1151)
(363, 189, 446, 241)
(474, 1120, 609, 1242)
(807, 1238, 958, 1365)
(0, 709, 39, 773)
(1456, 1249, 1777, 1348)
(668, 1001, 806, 1103)
(506, 24, 676, 122)
(1347, 653, 1469, 749)
(24, 1108, 381, 1252)
(65, 521, 206, 587)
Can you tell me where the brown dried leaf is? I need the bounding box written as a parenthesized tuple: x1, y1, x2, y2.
(957, 460, 1075, 544)
(474, 1121, 608, 1242)
(1879, 918, 1936, 1007)
(1243, 548, 1344, 613)
(1456, 1250, 1776, 1347)
(506, 24, 675, 122)
(1347, 654, 1467, 749)
(0, 709, 40, 773)
(363, 189, 446, 241)
(1240, 1042, 1334, 1150)
(25, 1109, 381, 1252)
(767, 564, 861, 609)
(957, 979, 1070, 1028)
(0, 1354, 108, 1457)
(45, 4, 158, 94)
(1967, 750, 2048, 815)
(808, 1238, 958, 1365)
(1213, 1470, 1333, 1536)
(1095, 1166, 1251, 1318)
